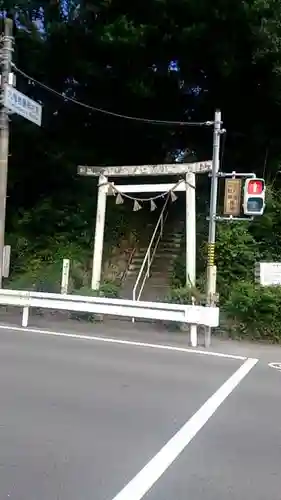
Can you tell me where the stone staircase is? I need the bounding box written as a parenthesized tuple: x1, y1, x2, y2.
(121, 219, 184, 301)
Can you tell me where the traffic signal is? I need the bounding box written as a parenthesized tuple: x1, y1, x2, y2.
(243, 178, 265, 215)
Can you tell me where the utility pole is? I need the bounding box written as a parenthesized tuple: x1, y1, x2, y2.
(0, 18, 13, 287)
(205, 109, 222, 347)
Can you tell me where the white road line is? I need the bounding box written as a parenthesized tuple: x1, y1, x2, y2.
(111, 357, 258, 500)
(268, 362, 281, 371)
(0, 323, 247, 360)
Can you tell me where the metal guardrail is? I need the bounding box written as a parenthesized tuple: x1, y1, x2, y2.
(0, 289, 219, 338)
(133, 195, 170, 302)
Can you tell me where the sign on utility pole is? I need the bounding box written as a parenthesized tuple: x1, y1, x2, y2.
(223, 178, 242, 216)
(2, 244, 11, 278)
(4, 85, 42, 126)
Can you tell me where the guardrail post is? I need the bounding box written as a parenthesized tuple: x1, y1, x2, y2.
(190, 297, 197, 347)
(132, 289, 135, 323)
(22, 306, 29, 327)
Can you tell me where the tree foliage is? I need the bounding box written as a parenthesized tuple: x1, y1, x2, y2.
(6, 0, 281, 191)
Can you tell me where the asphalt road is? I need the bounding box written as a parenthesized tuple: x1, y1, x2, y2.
(0, 326, 279, 500)
(145, 360, 281, 500)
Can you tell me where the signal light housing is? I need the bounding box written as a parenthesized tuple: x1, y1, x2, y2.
(243, 178, 266, 216)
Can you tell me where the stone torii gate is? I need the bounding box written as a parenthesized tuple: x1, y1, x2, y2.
(77, 161, 212, 291)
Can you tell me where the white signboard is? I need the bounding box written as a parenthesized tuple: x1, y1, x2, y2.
(255, 262, 281, 286)
(61, 258, 70, 294)
(2, 244, 11, 278)
(4, 84, 42, 126)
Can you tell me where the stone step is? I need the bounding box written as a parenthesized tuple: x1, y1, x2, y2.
(150, 268, 174, 274)
(158, 243, 180, 249)
(125, 272, 171, 279)
(160, 233, 183, 239)
(121, 218, 183, 301)
(151, 263, 174, 269)
(159, 236, 182, 242)
(149, 271, 173, 277)
(130, 257, 149, 264)
(122, 273, 172, 283)
(131, 253, 178, 263)
(130, 257, 176, 265)
(128, 260, 176, 269)
(124, 279, 173, 288)
(145, 282, 170, 288)
(151, 261, 174, 268)
(128, 265, 176, 274)
(139, 289, 170, 302)
(136, 246, 181, 254)
(152, 252, 178, 259)
(138, 242, 181, 252)
(121, 287, 170, 299)
(157, 243, 181, 250)
(159, 239, 182, 246)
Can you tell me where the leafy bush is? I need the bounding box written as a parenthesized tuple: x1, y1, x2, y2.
(171, 220, 260, 302)
(214, 223, 259, 301)
(171, 257, 186, 288)
(166, 285, 204, 305)
(163, 285, 205, 331)
(248, 185, 281, 261)
(97, 281, 120, 298)
(223, 281, 281, 342)
(73, 282, 119, 298)
(7, 262, 66, 293)
(70, 281, 120, 322)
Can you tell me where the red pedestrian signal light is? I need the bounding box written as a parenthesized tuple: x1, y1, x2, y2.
(247, 179, 264, 195)
(243, 178, 265, 216)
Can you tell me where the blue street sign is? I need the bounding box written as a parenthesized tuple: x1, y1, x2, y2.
(4, 84, 42, 126)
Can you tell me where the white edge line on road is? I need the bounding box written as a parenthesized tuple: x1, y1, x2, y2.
(0, 323, 247, 361)
(111, 357, 258, 500)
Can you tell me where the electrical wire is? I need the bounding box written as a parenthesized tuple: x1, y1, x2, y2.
(13, 64, 214, 127)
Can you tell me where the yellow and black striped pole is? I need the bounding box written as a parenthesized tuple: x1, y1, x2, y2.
(207, 242, 215, 268)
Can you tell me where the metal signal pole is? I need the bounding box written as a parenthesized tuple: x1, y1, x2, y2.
(0, 18, 13, 287)
(205, 109, 222, 347)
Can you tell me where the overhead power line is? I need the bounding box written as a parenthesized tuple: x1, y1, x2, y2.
(13, 65, 213, 127)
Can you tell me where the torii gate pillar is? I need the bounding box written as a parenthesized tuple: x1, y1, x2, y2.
(185, 172, 196, 286)
(91, 174, 108, 289)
